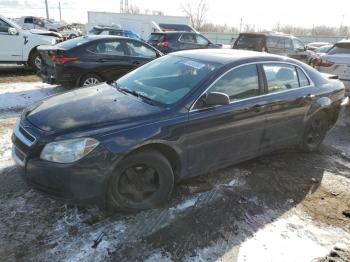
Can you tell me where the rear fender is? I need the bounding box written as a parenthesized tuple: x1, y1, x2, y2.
(304, 96, 333, 123)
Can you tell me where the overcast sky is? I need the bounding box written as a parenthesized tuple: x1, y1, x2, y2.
(0, 0, 349, 29)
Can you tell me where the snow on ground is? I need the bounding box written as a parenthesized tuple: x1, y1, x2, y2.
(0, 82, 63, 111)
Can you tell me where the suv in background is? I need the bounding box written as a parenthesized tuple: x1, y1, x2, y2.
(89, 26, 141, 40)
(233, 32, 308, 62)
(147, 31, 219, 54)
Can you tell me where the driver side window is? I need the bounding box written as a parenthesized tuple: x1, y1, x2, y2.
(208, 64, 260, 102)
(0, 19, 10, 33)
(292, 39, 305, 51)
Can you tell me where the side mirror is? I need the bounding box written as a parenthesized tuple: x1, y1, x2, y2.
(8, 27, 18, 35)
(205, 92, 230, 106)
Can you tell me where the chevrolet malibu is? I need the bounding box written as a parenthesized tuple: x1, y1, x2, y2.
(12, 49, 345, 211)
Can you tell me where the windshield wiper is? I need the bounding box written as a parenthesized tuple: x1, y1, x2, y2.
(113, 83, 164, 107)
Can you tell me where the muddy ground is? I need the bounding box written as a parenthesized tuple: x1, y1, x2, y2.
(0, 65, 40, 83)
(0, 72, 349, 261)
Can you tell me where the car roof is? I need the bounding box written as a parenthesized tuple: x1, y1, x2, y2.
(83, 35, 130, 41)
(171, 49, 289, 65)
(152, 31, 196, 35)
(239, 31, 294, 38)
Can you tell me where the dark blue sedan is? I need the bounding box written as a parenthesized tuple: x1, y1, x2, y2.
(12, 49, 345, 211)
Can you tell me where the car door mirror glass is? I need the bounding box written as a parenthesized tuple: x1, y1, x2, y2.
(205, 92, 230, 106)
(8, 27, 18, 35)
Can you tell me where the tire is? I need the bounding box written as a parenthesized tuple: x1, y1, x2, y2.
(69, 34, 77, 39)
(301, 111, 329, 152)
(107, 150, 174, 211)
(28, 50, 42, 72)
(79, 74, 103, 87)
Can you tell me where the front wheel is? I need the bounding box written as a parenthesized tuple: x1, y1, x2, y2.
(301, 111, 329, 152)
(107, 150, 174, 211)
(28, 50, 42, 72)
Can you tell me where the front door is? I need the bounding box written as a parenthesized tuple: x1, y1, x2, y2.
(0, 19, 22, 61)
(186, 64, 267, 176)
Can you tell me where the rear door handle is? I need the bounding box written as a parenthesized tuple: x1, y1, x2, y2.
(303, 94, 316, 101)
(252, 104, 265, 112)
(132, 61, 141, 65)
(98, 58, 107, 62)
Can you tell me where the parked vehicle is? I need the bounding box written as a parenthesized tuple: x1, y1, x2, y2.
(38, 35, 162, 87)
(307, 44, 332, 66)
(233, 32, 308, 62)
(306, 42, 330, 51)
(0, 15, 60, 71)
(315, 40, 350, 94)
(57, 25, 82, 39)
(14, 16, 63, 32)
(147, 31, 219, 53)
(12, 49, 345, 210)
(89, 26, 141, 40)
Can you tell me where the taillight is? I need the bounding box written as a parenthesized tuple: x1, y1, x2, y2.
(51, 54, 78, 65)
(157, 41, 170, 47)
(314, 58, 334, 67)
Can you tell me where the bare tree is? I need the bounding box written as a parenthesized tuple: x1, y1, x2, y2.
(128, 4, 140, 14)
(181, 0, 208, 30)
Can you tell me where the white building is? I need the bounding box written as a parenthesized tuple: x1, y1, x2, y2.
(87, 11, 190, 39)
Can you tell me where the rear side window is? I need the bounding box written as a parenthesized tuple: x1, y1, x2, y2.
(87, 40, 126, 56)
(58, 37, 90, 49)
(234, 34, 265, 50)
(263, 64, 300, 93)
(263, 64, 310, 93)
(209, 64, 260, 101)
(266, 36, 284, 49)
(296, 67, 310, 87)
(126, 41, 156, 58)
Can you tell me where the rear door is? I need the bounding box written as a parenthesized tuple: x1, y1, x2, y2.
(84, 39, 131, 81)
(186, 64, 267, 176)
(259, 62, 315, 149)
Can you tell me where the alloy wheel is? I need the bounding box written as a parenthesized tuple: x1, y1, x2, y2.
(83, 77, 100, 87)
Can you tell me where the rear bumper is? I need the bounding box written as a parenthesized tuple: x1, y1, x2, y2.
(39, 65, 77, 86)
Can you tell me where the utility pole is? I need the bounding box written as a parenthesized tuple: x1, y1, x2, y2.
(59, 0, 62, 22)
(125, 0, 129, 13)
(239, 18, 243, 32)
(45, 0, 49, 19)
(120, 0, 124, 13)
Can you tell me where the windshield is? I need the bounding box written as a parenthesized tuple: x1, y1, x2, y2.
(315, 45, 332, 53)
(115, 55, 220, 106)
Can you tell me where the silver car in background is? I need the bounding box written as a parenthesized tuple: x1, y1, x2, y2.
(316, 40, 350, 94)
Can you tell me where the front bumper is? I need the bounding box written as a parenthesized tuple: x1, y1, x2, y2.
(11, 122, 117, 205)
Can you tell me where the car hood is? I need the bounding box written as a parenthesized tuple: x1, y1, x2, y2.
(26, 83, 162, 133)
(30, 29, 62, 38)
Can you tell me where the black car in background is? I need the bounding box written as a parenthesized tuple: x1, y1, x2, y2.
(12, 50, 344, 211)
(147, 31, 220, 54)
(233, 32, 308, 62)
(38, 35, 162, 87)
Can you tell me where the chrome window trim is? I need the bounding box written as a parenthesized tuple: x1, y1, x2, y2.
(189, 61, 314, 112)
(14, 123, 36, 147)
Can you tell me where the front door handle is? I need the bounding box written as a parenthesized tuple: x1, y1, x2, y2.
(98, 58, 107, 62)
(132, 61, 141, 65)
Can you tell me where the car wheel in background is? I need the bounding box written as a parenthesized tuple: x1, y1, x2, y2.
(29, 50, 42, 72)
(301, 111, 329, 152)
(69, 34, 77, 39)
(79, 74, 103, 87)
(107, 150, 174, 211)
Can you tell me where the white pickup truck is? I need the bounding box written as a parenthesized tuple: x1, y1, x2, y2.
(0, 15, 60, 71)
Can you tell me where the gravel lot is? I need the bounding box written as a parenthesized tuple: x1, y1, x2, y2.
(0, 67, 349, 262)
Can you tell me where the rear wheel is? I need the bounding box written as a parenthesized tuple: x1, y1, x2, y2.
(79, 74, 102, 87)
(28, 50, 42, 72)
(301, 111, 329, 152)
(107, 150, 174, 211)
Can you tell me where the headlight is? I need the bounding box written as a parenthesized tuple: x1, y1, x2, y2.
(51, 38, 57, 45)
(40, 138, 99, 163)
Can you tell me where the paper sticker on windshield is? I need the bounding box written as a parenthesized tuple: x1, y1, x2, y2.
(183, 60, 205, 70)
